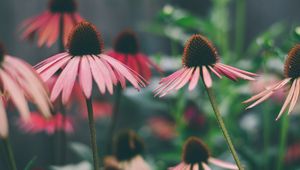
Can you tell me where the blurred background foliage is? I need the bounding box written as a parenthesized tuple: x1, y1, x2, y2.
(2, 0, 300, 170)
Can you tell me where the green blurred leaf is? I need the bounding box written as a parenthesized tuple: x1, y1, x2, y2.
(24, 156, 37, 170)
(69, 142, 93, 163)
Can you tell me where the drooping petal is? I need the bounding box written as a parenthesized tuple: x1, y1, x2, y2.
(202, 66, 212, 88)
(218, 63, 257, 77)
(245, 91, 273, 109)
(79, 57, 93, 98)
(208, 65, 222, 78)
(63, 14, 75, 45)
(94, 56, 114, 94)
(208, 157, 238, 170)
(288, 78, 300, 115)
(62, 57, 80, 104)
(276, 80, 297, 120)
(216, 63, 255, 81)
(188, 66, 200, 91)
(202, 163, 211, 170)
(0, 70, 30, 120)
(88, 56, 106, 94)
(0, 99, 8, 138)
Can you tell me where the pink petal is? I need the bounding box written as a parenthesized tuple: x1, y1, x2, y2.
(63, 14, 75, 46)
(100, 58, 118, 85)
(209, 157, 238, 170)
(218, 63, 257, 77)
(35, 52, 68, 70)
(62, 57, 80, 104)
(0, 100, 8, 138)
(216, 63, 255, 80)
(39, 55, 72, 82)
(88, 56, 106, 94)
(188, 67, 200, 91)
(0, 70, 30, 120)
(154, 68, 185, 94)
(101, 54, 143, 90)
(209, 65, 222, 78)
(46, 14, 60, 47)
(202, 163, 211, 170)
(214, 64, 238, 81)
(288, 78, 300, 115)
(202, 66, 212, 88)
(276, 80, 297, 120)
(79, 57, 93, 98)
(37, 14, 59, 47)
(94, 56, 114, 94)
(245, 91, 273, 109)
(21, 12, 51, 39)
(175, 68, 194, 90)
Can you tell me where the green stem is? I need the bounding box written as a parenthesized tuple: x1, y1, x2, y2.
(204, 86, 244, 170)
(276, 116, 289, 170)
(234, 0, 246, 58)
(106, 85, 122, 155)
(3, 138, 17, 170)
(86, 98, 100, 170)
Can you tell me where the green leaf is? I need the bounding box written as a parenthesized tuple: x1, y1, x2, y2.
(69, 142, 93, 163)
(24, 156, 37, 170)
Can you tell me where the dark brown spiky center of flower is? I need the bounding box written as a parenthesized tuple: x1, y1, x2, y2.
(48, 0, 77, 13)
(114, 130, 144, 161)
(182, 35, 218, 67)
(0, 43, 5, 62)
(114, 30, 139, 54)
(182, 137, 210, 165)
(67, 21, 103, 56)
(284, 45, 300, 79)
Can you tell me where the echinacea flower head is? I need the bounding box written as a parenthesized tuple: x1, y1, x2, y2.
(107, 30, 162, 81)
(35, 21, 146, 104)
(113, 130, 151, 170)
(21, 0, 84, 47)
(0, 43, 51, 138)
(169, 137, 238, 170)
(244, 45, 300, 120)
(155, 34, 256, 97)
(18, 112, 73, 135)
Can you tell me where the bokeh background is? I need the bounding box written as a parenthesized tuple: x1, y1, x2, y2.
(1, 0, 300, 169)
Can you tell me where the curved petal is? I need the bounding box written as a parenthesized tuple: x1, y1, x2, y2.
(202, 66, 212, 88)
(94, 56, 113, 94)
(209, 157, 238, 170)
(189, 67, 200, 91)
(88, 56, 106, 94)
(79, 57, 93, 98)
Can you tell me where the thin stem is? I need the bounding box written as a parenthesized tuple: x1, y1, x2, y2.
(86, 98, 100, 170)
(54, 111, 67, 165)
(276, 115, 289, 170)
(234, 0, 246, 58)
(106, 85, 122, 155)
(3, 138, 17, 170)
(204, 86, 244, 170)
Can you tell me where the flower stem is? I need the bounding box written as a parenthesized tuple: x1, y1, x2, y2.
(86, 98, 100, 170)
(106, 85, 122, 155)
(276, 115, 289, 170)
(234, 0, 246, 58)
(204, 86, 244, 170)
(3, 138, 17, 170)
(263, 102, 271, 170)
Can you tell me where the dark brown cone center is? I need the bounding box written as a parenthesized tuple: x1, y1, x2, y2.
(182, 137, 210, 165)
(284, 45, 300, 79)
(114, 30, 140, 55)
(182, 34, 218, 67)
(67, 21, 103, 56)
(49, 0, 77, 13)
(113, 130, 144, 161)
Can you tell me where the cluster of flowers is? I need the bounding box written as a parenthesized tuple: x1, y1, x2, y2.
(1, 0, 300, 169)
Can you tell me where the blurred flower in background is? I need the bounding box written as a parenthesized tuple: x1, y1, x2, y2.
(80, 100, 112, 119)
(18, 112, 74, 135)
(184, 102, 206, 132)
(107, 30, 162, 82)
(169, 137, 238, 170)
(21, 0, 84, 47)
(148, 116, 177, 140)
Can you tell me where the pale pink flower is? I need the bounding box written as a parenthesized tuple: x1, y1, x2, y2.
(0, 43, 51, 138)
(18, 112, 73, 135)
(169, 137, 238, 170)
(107, 30, 162, 81)
(35, 21, 146, 104)
(155, 34, 256, 97)
(21, 0, 84, 47)
(244, 45, 300, 120)
(113, 130, 151, 170)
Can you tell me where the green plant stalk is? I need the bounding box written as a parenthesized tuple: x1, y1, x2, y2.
(235, 0, 246, 57)
(86, 98, 100, 170)
(3, 138, 17, 170)
(204, 85, 244, 170)
(276, 115, 289, 170)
